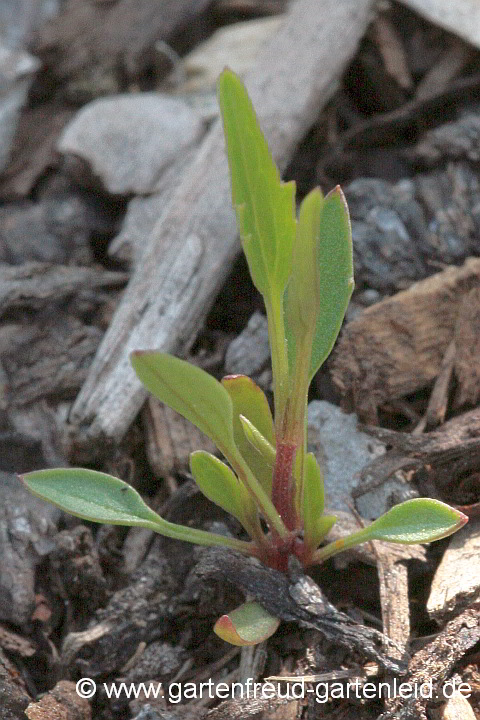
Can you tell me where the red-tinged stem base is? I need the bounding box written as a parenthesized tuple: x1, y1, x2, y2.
(259, 535, 309, 573)
(271, 442, 297, 531)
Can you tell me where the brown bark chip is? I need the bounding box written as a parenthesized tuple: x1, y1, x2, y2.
(453, 286, 480, 409)
(332, 258, 480, 423)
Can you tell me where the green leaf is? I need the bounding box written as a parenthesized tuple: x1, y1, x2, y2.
(21, 467, 162, 526)
(308, 515, 337, 552)
(20, 468, 256, 554)
(363, 498, 468, 544)
(222, 375, 275, 493)
(312, 498, 468, 564)
(303, 452, 332, 551)
(190, 450, 255, 530)
(239, 415, 275, 495)
(131, 351, 238, 461)
(222, 375, 275, 445)
(285, 188, 324, 370)
(214, 601, 280, 646)
(309, 186, 354, 379)
(217, 68, 296, 297)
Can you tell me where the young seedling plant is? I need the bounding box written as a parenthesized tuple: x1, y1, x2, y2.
(21, 69, 468, 647)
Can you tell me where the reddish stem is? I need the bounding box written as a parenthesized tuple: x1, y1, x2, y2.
(261, 536, 306, 572)
(271, 442, 297, 531)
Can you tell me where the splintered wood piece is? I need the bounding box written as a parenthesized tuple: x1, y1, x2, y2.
(195, 548, 406, 674)
(195, 548, 405, 674)
(68, 0, 375, 452)
(414, 340, 456, 433)
(453, 286, 480, 409)
(372, 14, 413, 90)
(427, 518, 480, 622)
(376, 551, 411, 713)
(143, 396, 217, 477)
(376, 601, 480, 719)
(0, 262, 127, 313)
(332, 258, 480, 423)
(376, 553, 410, 659)
(357, 407, 480, 500)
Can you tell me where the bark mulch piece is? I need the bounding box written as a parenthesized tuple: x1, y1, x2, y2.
(332, 258, 480, 424)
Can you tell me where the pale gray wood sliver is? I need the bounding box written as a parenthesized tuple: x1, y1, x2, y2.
(69, 0, 376, 447)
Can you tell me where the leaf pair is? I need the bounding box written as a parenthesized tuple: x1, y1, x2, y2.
(285, 186, 354, 383)
(21, 350, 283, 552)
(131, 352, 285, 538)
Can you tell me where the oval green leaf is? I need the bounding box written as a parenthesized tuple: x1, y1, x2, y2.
(190, 450, 255, 531)
(366, 498, 468, 544)
(313, 499, 468, 565)
(222, 375, 275, 495)
(303, 452, 333, 551)
(20, 468, 257, 554)
(131, 351, 239, 462)
(21, 467, 161, 526)
(214, 601, 280, 646)
(309, 186, 354, 379)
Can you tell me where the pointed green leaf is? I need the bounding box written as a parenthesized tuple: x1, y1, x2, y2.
(303, 452, 330, 551)
(239, 415, 275, 495)
(364, 498, 468, 544)
(190, 451, 255, 530)
(218, 68, 296, 296)
(214, 601, 280, 646)
(222, 375, 275, 445)
(20, 468, 256, 554)
(131, 351, 238, 461)
(285, 188, 324, 370)
(239, 415, 275, 462)
(309, 186, 354, 379)
(222, 375, 275, 493)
